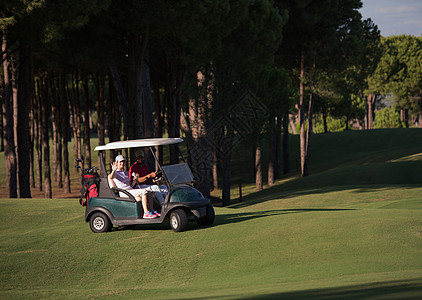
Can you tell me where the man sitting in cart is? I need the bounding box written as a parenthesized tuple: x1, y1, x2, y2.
(129, 149, 168, 204)
(108, 155, 159, 219)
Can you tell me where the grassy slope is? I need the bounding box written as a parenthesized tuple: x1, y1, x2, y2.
(229, 128, 422, 200)
(1, 129, 422, 299)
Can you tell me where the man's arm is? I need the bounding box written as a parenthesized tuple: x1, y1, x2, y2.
(137, 172, 156, 184)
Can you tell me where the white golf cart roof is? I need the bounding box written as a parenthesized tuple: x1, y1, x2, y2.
(94, 138, 183, 151)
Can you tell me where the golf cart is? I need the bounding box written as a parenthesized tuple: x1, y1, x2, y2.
(80, 138, 214, 233)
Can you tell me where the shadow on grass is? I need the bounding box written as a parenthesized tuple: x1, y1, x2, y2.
(227, 183, 422, 209)
(215, 208, 356, 226)
(237, 278, 422, 299)
(111, 209, 355, 232)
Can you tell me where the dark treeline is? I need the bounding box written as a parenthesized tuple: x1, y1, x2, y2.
(1, 1, 421, 204)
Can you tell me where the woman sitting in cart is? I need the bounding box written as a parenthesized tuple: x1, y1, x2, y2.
(129, 149, 168, 204)
(108, 155, 160, 219)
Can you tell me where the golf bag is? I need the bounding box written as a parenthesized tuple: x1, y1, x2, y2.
(79, 170, 100, 206)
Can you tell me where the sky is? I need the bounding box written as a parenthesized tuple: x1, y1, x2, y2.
(359, 0, 422, 37)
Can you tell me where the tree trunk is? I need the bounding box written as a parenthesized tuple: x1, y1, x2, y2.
(299, 47, 307, 177)
(142, 47, 154, 138)
(419, 112, 422, 128)
(17, 46, 32, 198)
(107, 72, 120, 163)
(165, 59, 184, 164)
(255, 145, 263, 191)
(29, 94, 35, 189)
(94, 74, 105, 172)
(221, 127, 233, 206)
(109, 59, 128, 138)
(127, 33, 148, 147)
(274, 115, 282, 180)
(268, 127, 275, 187)
(323, 111, 328, 132)
(0, 93, 3, 152)
(141, 46, 155, 171)
(367, 94, 376, 129)
(282, 112, 290, 174)
(94, 74, 105, 146)
(50, 74, 63, 188)
(303, 92, 314, 176)
(70, 70, 82, 162)
(400, 108, 409, 128)
(50, 75, 57, 181)
(212, 144, 218, 191)
(1, 30, 17, 198)
(168, 87, 182, 165)
(152, 70, 163, 168)
(180, 71, 212, 198)
(83, 76, 91, 168)
(12, 60, 19, 196)
(34, 79, 42, 191)
(61, 72, 71, 194)
(41, 76, 52, 198)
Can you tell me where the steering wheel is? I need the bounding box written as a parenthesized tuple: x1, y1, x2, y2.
(154, 170, 163, 181)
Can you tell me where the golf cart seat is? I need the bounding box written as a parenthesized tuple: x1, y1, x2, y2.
(107, 176, 137, 202)
(110, 187, 137, 202)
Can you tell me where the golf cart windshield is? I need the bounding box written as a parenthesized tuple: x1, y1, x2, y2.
(162, 163, 194, 185)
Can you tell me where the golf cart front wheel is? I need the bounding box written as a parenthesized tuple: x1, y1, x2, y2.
(89, 212, 112, 233)
(170, 209, 188, 232)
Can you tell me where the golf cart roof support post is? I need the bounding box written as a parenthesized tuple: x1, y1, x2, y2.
(99, 151, 107, 177)
(148, 146, 171, 188)
(149, 146, 162, 170)
(177, 144, 186, 162)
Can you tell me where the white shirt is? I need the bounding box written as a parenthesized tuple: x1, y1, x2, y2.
(113, 170, 133, 190)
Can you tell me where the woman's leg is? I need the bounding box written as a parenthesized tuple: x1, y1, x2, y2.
(147, 193, 154, 211)
(129, 190, 149, 214)
(141, 194, 149, 213)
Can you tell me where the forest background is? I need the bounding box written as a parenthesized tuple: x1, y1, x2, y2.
(1, 0, 421, 205)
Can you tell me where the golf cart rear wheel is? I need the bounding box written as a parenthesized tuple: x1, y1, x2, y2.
(170, 209, 188, 232)
(197, 204, 215, 226)
(89, 212, 112, 233)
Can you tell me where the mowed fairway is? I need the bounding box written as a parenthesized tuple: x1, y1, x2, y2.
(1, 129, 422, 299)
(1, 187, 421, 299)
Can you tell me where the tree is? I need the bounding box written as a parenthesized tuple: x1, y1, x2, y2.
(1, 27, 17, 197)
(61, 72, 71, 194)
(374, 106, 402, 128)
(40, 75, 51, 198)
(322, 18, 381, 130)
(368, 35, 422, 128)
(248, 67, 291, 187)
(2, 0, 46, 198)
(211, 0, 286, 204)
(277, 0, 366, 176)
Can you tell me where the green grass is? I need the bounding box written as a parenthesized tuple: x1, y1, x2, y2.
(1, 128, 422, 299)
(1, 187, 421, 299)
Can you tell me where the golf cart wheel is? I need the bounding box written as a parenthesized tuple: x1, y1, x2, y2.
(89, 212, 112, 233)
(197, 204, 215, 226)
(170, 209, 188, 232)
